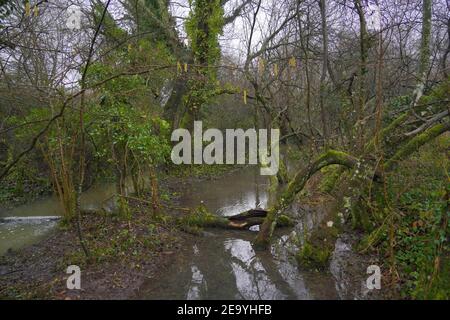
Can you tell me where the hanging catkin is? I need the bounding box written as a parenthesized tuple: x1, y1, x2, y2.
(258, 59, 265, 75)
(289, 57, 296, 68)
(25, 2, 31, 16)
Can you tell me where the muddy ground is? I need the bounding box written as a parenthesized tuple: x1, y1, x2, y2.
(0, 207, 182, 299)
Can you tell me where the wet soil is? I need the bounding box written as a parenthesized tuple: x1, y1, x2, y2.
(0, 200, 182, 300)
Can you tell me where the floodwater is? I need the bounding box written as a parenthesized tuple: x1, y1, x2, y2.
(0, 167, 366, 299)
(0, 218, 58, 256)
(0, 181, 121, 255)
(136, 168, 339, 299)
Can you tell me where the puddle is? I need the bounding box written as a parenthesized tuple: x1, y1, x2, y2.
(1, 166, 369, 299)
(136, 168, 339, 299)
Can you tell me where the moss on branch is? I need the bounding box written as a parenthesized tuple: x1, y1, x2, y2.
(254, 149, 362, 250)
(384, 122, 450, 171)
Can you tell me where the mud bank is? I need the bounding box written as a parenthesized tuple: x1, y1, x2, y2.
(0, 202, 182, 300)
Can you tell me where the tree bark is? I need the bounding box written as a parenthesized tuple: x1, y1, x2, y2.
(384, 121, 449, 171)
(254, 150, 364, 249)
(409, 0, 432, 112)
(181, 208, 293, 230)
(318, 0, 330, 143)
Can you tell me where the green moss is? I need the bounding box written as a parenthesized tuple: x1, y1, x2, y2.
(296, 241, 331, 270)
(179, 205, 213, 227)
(319, 165, 344, 193)
(277, 159, 289, 185)
(365, 112, 409, 152)
(385, 122, 450, 171)
(276, 214, 295, 227)
(177, 204, 229, 231)
(350, 199, 372, 231)
(295, 212, 343, 270)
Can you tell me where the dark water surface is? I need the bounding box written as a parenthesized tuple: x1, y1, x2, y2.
(136, 168, 339, 299)
(1, 167, 365, 299)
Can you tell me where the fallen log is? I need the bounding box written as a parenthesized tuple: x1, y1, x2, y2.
(178, 208, 294, 231)
(223, 209, 269, 229)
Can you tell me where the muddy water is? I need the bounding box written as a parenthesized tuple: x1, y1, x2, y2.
(0, 218, 59, 256)
(0, 181, 123, 255)
(0, 181, 123, 219)
(1, 167, 362, 299)
(136, 168, 339, 300)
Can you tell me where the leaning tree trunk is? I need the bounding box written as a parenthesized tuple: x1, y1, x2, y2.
(253, 150, 364, 249)
(384, 122, 450, 171)
(253, 121, 449, 250)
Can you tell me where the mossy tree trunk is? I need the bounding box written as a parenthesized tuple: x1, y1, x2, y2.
(254, 150, 364, 249)
(409, 0, 432, 110)
(253, 120, 449, 250)
(384, 122, 450, 171)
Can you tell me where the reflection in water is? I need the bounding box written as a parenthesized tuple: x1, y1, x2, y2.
(176, 169, 270, 217)
(226, 238, 286, 300)
(137, 167, 339, 300)
(140, 230, 338, 300)
(0, 181, 123, 218)
(2, 166, 347, 299)
(186, 265, 207, 300)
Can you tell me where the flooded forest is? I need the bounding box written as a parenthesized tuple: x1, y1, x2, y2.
(0, 0, 449, 300)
